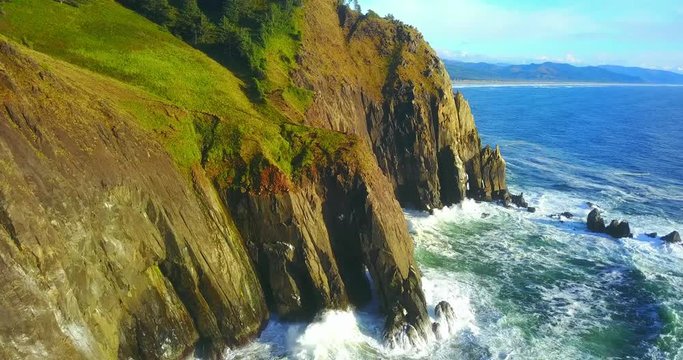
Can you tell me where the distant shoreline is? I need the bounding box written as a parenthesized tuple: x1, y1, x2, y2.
(452, 80, 683, 88)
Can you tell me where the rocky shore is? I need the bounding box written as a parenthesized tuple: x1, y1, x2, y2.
(0, 1, 509, 358)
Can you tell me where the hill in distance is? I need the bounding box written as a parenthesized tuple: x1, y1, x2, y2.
(444, 60, 683, 84)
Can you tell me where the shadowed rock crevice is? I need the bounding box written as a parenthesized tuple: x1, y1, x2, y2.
(227, 157, 430, 343)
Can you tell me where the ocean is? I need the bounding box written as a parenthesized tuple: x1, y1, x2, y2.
(224, 85, 683, 359)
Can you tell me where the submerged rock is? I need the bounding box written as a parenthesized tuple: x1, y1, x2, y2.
(549, 212, 573, 219)
(587, 209, 606, 232)
(605, 220, 633, 238)
(662, 231, 681, 243)
(646, 232, 658, 238)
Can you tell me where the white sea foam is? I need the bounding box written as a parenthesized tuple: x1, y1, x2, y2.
(218, 176, 682, 359)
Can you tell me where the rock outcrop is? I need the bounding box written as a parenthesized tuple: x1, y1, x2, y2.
(605, 220, 633, 238)
(0, 41, 267, 359)
(295, 0, 507, 210)
(586, 209, 632, 238)
(229, 153, 431, 344)
(587, 209, 606, 232)
(662, 231, 681, 243)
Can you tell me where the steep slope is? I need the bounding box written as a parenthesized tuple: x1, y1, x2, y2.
(0, 0, 440, 357)
(0, 40, 267, 359)
(295, 1, 508, 209)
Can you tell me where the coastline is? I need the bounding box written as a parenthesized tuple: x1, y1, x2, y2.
(452, 80, 683, 88)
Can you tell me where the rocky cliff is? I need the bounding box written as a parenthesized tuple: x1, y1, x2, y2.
(0, 42, 267, 359)
(295, 0, 507, 209)
(0, 0, 507, 358)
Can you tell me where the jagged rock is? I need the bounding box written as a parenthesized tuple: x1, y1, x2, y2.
(662, 231, 681, 243)
(297, 1, 507, 210)
(528, 207, 537, 213)
(434, 301, 456, 335)
(605, 220, 633, 238)
(646, 232, 658, 238)
(510, 193, 528, 208)
(232, 158, 430, 340)
(587, 209, 606, 232)
(479, 145, 508, 201)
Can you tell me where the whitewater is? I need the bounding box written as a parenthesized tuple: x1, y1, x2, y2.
(218, 85, 683, 359)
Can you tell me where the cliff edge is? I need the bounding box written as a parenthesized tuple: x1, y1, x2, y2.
(0, 0, 507, 358)
(296, 0, 507, 209)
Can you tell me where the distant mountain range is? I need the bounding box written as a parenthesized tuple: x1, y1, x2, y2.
(444, 60, 683, 84)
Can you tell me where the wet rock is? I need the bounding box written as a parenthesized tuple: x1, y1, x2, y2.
(432, 322, 443, 340)
(646, 232, 658, 238)
(481, 213, 490, 219)
(435, 301, 456, 335)
(406, 324, 423, 347)
(587, 209, 606, 232)
(550, 212, 573, 220)
(605, 220, 633, 238)
(527, 207, 537, 213)
(510, 193, 528, 208)
(479, 145, 508, 202)
(662, 231, 681, 243)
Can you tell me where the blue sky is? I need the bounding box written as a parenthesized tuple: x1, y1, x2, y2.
(359, 0, 683, 71)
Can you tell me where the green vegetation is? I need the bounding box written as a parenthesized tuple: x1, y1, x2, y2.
(118, 0, 309, 106)
(0, 0, 349, 191)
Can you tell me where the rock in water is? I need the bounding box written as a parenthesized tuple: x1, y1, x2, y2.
(434, 301, 457, 335)
(432, 322, 443, 340)
(605, 220, 633, 238)
(646, 232, 658, 238)
(528, 207, 537, 213)
(510, 193, 529, 208)
(662, 231, 681, 243)
(587, 209, 606, 232)
(560, 212, 574, 219)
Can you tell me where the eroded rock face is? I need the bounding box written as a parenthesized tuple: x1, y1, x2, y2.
(296, 0, 507, 210)
(0, 41, 267, 359)
(230, 159, 431, 344)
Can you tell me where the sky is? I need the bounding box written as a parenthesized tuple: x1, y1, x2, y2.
(359, 0, 683, 72)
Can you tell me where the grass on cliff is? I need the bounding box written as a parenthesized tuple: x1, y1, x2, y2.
(0, 0, 349, 189)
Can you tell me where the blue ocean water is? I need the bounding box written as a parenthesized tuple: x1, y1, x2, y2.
(224, 85, 683, 359)
(409, 84, 683, 359)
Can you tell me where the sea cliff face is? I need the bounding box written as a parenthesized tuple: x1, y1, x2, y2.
(0, 0, 506, 358)
(295, 0, 507, 210)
